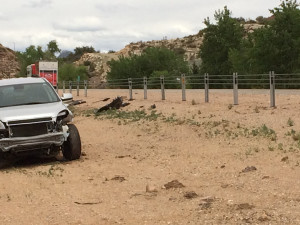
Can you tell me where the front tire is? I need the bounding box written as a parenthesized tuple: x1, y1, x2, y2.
(63, 124, 81, 160)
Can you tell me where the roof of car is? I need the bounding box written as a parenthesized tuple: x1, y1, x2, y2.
(0, 77, 45, 86)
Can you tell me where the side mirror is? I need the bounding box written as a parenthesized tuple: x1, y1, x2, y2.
(61, 93, 73, 101)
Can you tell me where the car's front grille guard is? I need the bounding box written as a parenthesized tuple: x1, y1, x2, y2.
(7, 120, 55, 138)
(7, 118, 52, 126)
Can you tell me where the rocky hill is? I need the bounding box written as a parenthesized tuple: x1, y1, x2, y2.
(0, 44, 20, 79)
(76, 23, 263, 82)
(76, 32, 204, 82)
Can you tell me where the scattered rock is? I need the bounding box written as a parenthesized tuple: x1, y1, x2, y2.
(169, 197, 177, 201)
(242, 166, 257, 173)
(220, 165, 225, 168)
(146, 184, 158, 193)
(150, 104, 156, 109)
(163, 180, 185, 189)
(236, 203, 255, 210)
(111, 176, 126, 182)
(199, 202, 212, 210)
(184, 191, 198, 199)
(281, 156, 289, 162)
(199, 197, 214, 210)
(258, 211, 271, 222)
(262, 176, 270, 179)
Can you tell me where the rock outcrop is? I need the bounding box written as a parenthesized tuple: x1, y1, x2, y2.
(0, 44, 20, 79)
(117, 32, 203, 64)
(75, 52, 119, 85)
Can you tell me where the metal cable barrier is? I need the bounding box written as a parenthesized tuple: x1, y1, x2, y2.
(61, 72, 300, 107)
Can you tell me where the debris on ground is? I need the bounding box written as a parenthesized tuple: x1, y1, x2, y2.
(74, 201, 102, 205)
(111, 175, 126, 182)
(69, 100, 87, 106)
(242, 166, 257, 173)
(281, 156, 289, 162)
(102, 98, 110, 102)
(96, 96, 130, 113)
(115, 155, 131, 159)
(163, 180, 185, 189)
(150, 104, 156, 109)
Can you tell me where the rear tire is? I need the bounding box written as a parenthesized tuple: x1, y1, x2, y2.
(63, 124, 81, 160)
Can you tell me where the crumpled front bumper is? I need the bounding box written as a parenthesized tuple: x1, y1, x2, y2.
(0, 132, 65, 153)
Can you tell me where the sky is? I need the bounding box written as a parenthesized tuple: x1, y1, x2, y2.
(0, 0, 280, 53)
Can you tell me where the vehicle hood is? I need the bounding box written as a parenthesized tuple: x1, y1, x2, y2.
(0, 101, 68, 123)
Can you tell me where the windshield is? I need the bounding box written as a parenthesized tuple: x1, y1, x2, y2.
(0, 82, 60, 108)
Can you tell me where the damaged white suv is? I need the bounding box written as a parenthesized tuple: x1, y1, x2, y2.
(0, 77, 81, 163)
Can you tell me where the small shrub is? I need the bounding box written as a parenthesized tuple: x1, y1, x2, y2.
(251, 124, 276, 141)
(287, 118, 294, 127)
(268, 146, 275, 151)
(292, 132, 300, 141)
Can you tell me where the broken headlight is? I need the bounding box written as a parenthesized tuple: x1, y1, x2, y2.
(57, 110, 69, 120)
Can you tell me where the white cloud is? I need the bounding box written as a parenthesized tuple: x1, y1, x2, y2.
(53, 17, 104, 32)
(23, 0, 53, 8)
(0, 12, 7, 21)
(0, 0, 279, 52)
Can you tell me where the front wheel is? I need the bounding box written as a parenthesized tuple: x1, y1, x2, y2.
(63, 124, 81, 160)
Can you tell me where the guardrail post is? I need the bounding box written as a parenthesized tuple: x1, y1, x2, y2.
(63, 81, 65, 93)
(128, 78, 133, 100)
(181, 74, 186, 101)
(84, 80, 87, 97)
(160, 76, 165, 100)
(270, 71, 276, 107)
(233, 72, 238, 105)
(77, 80, 79, 96)
(143, 77, 147, 99)
(205, 73, 209, 103)
(69, 81, 72, 93)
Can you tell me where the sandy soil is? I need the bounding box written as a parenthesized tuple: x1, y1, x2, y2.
(0, 89, 299, 225)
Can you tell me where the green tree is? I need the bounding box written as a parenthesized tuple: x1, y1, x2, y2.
(148, 70, 181, 89)
(199, 6, 244, 75)
(16, 45, 44, 76)
(267, 0, 300, 73)
(58, 63, 88, 81)
(47, 40, 61, 56)
(230, 0, 300, 74)
(107, 47, 189, 84)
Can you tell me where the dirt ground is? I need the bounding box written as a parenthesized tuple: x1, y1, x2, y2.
(0, 89, 299, 225)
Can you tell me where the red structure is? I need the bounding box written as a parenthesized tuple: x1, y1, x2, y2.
(27, 61, 58, 87)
